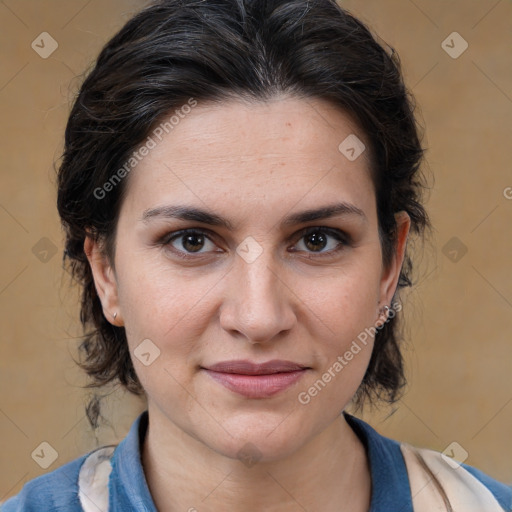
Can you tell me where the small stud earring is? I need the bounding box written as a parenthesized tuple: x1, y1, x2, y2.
(113, 312, 118, 320)
(376, 305, 390, 326)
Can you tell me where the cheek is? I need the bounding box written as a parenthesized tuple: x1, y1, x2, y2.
(292, 259, 381, 402)
(295, 284, 379, 417)
(115, 252, 219, 366)
(300, 260, 382, 340)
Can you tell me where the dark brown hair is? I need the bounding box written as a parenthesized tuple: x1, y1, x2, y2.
(57, 0, 431, 426)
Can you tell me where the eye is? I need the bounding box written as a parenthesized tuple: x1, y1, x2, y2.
(291, 227, 348, 256)
(163, 229, 219, 259)
(159, 226, 349, 261)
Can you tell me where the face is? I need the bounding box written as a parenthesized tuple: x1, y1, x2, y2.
(86, 96, 410, 461)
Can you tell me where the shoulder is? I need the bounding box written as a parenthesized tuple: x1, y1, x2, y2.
(344, 413, 511, 511)
(2, 412, 145, 512)
(2, 450, 90, 512)
(461, 461, 512, 506)
(401, 443, 512, 512)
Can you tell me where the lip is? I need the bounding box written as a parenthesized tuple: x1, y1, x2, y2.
(201, 359, 310, 399)
(204, 359, 309, 375)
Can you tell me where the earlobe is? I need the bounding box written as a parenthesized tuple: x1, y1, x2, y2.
(83, 235, 123, 326)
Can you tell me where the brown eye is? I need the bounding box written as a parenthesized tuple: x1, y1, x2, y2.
(180, 233, 206, 252)
(293, 227, 349, 256)
(163, 229, 218, 257)
(304, 231, 328, 252)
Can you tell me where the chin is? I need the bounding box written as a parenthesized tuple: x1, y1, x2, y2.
(200, 411, 313, 464)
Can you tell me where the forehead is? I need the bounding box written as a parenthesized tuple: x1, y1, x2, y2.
(120, 96, 376, 225)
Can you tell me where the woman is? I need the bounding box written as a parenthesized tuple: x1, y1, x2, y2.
(3, 0, 511, 510)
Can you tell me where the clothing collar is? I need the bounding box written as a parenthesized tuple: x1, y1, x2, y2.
(109, 410, 156, 511)
(110, 410, 413, 511)
(344, 411, 413, 511)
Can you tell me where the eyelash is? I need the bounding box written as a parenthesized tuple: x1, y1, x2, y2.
(159, 226, 351, 261)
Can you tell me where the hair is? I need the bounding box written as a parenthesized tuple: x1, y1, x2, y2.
(57, 0, 431, 428)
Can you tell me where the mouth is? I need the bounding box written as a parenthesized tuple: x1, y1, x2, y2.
(200, 359, 311, 399)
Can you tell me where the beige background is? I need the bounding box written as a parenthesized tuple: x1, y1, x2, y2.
(1, 0, 511, 502)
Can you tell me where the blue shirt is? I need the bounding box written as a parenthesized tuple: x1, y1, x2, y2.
(3, 410, 511, 511)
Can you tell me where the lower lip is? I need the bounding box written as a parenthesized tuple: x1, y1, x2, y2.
(202, 369, 308, 398)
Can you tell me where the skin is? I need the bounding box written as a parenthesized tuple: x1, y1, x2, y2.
(85, 95, 410, 512)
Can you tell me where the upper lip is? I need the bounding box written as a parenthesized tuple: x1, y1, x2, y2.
(202, 360, 310, 375)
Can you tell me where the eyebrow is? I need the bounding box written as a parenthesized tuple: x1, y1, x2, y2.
(141, 202, 367, 229)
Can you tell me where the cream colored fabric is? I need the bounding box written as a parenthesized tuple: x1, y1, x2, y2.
(401, 443, 505, 512)
(75, 443, 506, 511)
(78, 446, 115, 512)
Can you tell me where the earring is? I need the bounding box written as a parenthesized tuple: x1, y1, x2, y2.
(113, 312, 118, 320)
(376, 304, 390, 326)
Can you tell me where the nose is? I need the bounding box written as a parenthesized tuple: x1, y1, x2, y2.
(219, 249, 297, 344)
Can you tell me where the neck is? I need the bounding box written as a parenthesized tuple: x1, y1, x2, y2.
(141, 406, 371, 512)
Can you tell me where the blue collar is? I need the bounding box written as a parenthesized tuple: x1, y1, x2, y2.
(109, 410, 156, 511)
(109, 410, 413, 511)
(344, 412, 413, 511)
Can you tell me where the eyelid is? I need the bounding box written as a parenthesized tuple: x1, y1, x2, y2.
(294, 225, 351, 245)
(159, 225, 351, 259)
(159, 228, 219, 250)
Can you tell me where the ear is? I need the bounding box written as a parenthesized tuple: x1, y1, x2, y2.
(84, 234, 123, 326)
(376, 211, 411, 318)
